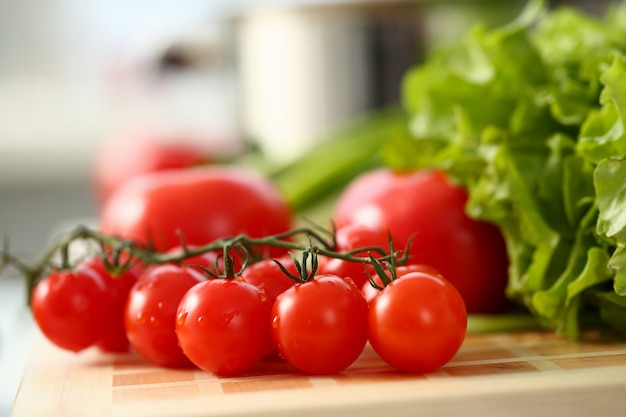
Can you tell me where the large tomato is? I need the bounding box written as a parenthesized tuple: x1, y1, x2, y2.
(99, 167, 292, 255)
(333, 168, 510, 314)
(93, 130, 210, 206)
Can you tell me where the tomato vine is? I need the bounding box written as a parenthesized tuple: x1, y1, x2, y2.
(0, 223, 408, 300)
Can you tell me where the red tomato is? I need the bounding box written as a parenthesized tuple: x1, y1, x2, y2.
(361, 263, 441, 303)
(240, 255, 297, 302)
(31, 267, 108, 352)
(317, 224, 388, 288)
(333, 168, 396, 224)
(333, 168, 510, 314)
(99, 167, 293, 255)
(333, 223, 389, 253)
(93, 130, 210, 205)
(368, 271, 467, 373)
(76, 256, 143, 353)
(124, 264, 205, 368)
(270, 275, 368, 375)
(176, 279, 273, 376)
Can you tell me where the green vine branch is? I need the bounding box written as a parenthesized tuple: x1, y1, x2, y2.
(0, 224, 410, 301)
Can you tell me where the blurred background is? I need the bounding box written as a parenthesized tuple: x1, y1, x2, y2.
(0, 0, 612, 414)
(0, 0, 605, 256)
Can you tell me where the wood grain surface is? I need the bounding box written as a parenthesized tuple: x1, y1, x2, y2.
(10, 329, 626, 417)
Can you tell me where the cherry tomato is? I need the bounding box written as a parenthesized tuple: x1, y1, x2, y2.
(317, 224, 388, 289)
(270, 274, 368, 375)
(124, 264, 205, 368)
(31, 267, 108, 352)
(361, 263, 441, 303)
(100, 167, 292, 255)
(333, 168, 510, 314)
(368, 271, 467, 373)
(76, 256, 143, 353)
(176, 279, 273, 376)
(240, 255, 297, 302)
(93, 129, 210, 205)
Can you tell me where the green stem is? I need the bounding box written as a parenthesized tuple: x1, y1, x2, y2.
(0, 224, 402, 301)
(467, 313, 542, 334)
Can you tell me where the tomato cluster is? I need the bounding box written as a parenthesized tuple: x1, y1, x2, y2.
(30, 227, 467, 377)
(31, 255, 142, 354)
(27, 166, 516, 377)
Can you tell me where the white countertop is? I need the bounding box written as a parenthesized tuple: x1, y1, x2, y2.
(0, 277, 36, 417)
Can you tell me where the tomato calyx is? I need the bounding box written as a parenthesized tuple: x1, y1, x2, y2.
(185, 244, 250, 280)
(368, 257, 397, 290)
(272, 246, 320, 284)
(365, 237, 408, 290)
(100, 247, 142, 278)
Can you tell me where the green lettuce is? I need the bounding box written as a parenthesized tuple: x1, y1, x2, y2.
(394, 0, 626, 339)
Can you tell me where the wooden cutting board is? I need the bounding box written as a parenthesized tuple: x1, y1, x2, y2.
(10, 328, 626, 417)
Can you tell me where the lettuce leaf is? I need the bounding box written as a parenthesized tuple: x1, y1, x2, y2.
(396, 0, 626, 339)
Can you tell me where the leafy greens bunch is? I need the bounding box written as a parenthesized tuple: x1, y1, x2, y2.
(394, 0, 626, 339)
